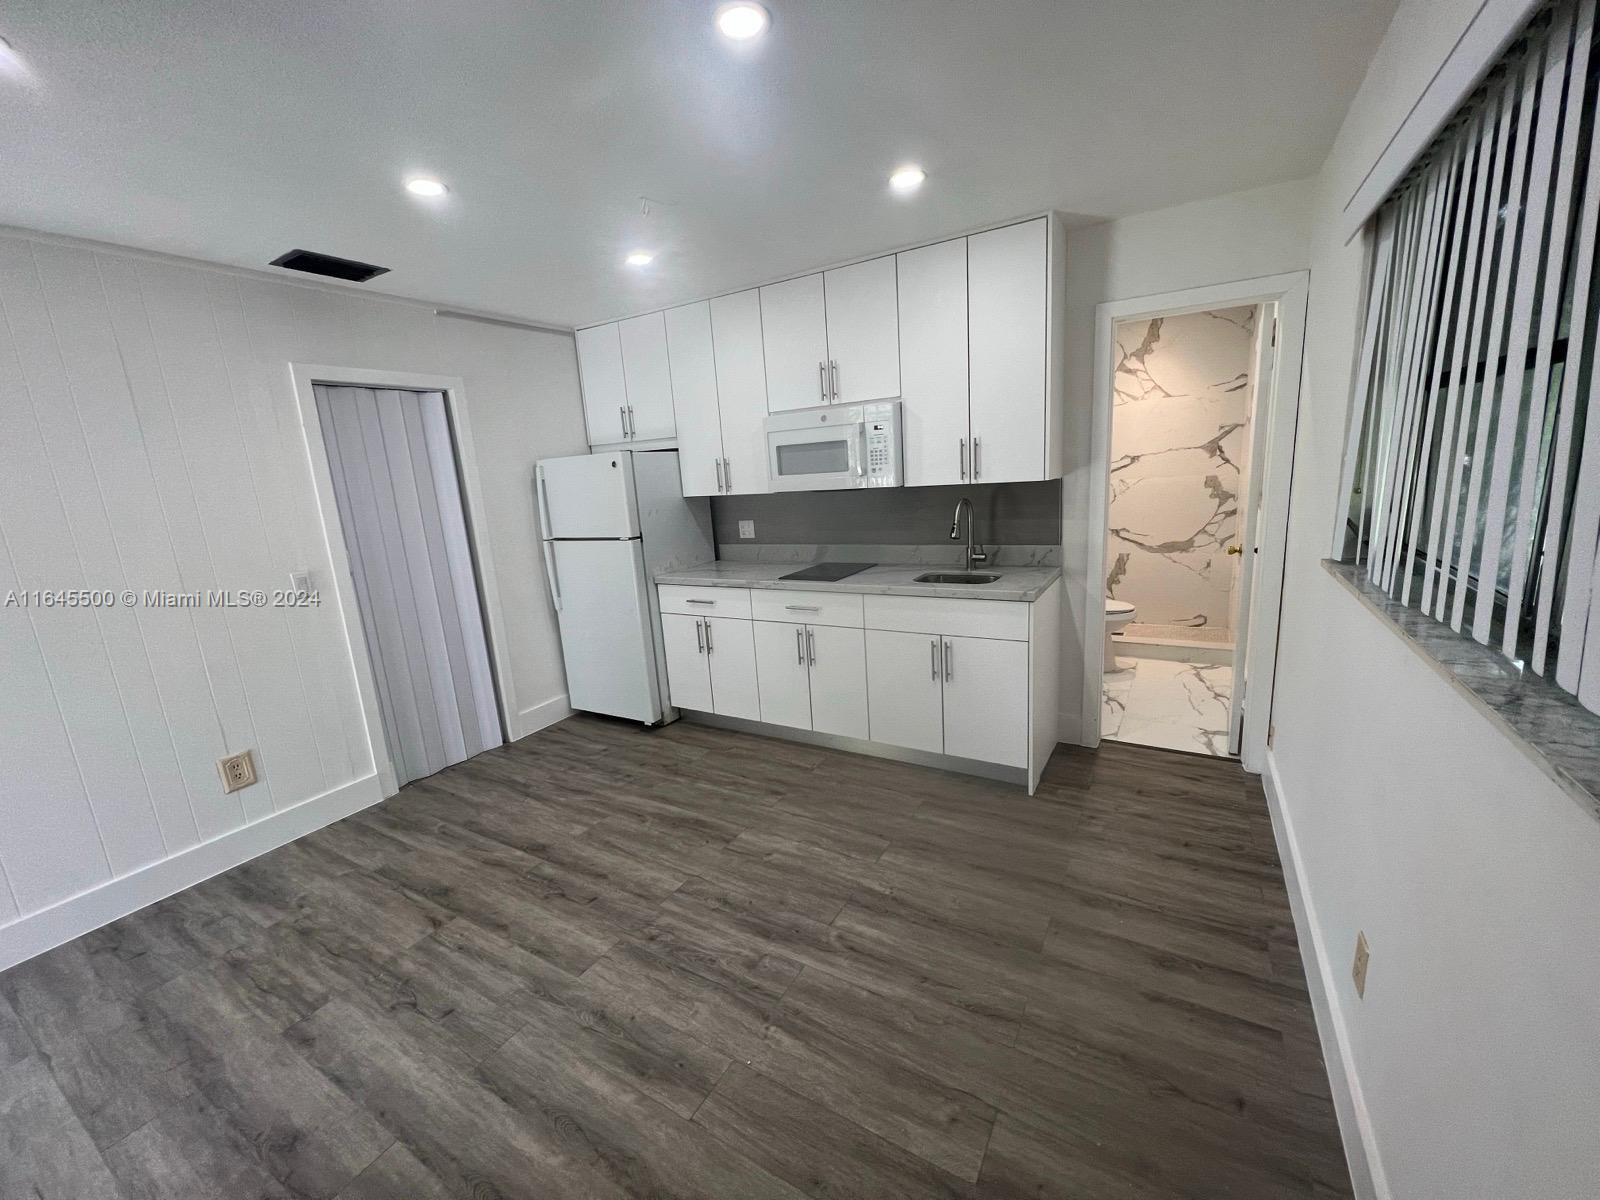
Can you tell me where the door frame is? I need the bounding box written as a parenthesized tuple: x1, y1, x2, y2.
(289, 363, 514, 798)
(1082, 271, 1308, 773)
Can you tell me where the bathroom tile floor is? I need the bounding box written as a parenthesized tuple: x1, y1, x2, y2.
(1104, 657, 1233, 757)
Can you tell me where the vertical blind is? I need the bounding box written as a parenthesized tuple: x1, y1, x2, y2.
(1340, 0, 1600, 715)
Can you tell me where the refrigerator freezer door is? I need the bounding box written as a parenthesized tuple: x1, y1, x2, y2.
(537, 452, 640, 539)
(550, 539, 662, 723)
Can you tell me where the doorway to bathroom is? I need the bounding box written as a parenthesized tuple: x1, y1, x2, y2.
(1101, 304, 1263, 755)
(1085, 272, 1307, 770)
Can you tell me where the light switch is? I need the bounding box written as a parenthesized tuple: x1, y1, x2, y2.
(739, 520, 755, 539)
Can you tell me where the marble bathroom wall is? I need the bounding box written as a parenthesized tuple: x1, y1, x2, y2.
(1106, 305, 1255, 635)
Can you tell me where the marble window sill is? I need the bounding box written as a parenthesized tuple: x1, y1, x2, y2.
(1322, 559, 1600, 823)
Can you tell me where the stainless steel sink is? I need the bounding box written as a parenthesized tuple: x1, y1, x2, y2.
(913, 572, 1001, 585)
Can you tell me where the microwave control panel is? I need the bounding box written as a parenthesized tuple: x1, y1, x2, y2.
(861, 400, 902, 486)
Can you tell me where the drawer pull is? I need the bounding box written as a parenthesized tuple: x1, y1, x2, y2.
(685, 599, 716, 605)
(784, 604, 821, 612)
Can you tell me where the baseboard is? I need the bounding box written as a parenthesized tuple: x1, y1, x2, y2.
(1261, 751, 1388, 1200)
(508, 693, 572, 741)
(0, 773, 384, 973)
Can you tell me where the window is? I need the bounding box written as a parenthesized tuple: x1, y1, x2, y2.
(1339, 0, 1600, 715)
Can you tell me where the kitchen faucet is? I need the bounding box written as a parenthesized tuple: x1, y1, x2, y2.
(950, 497, 989, 573)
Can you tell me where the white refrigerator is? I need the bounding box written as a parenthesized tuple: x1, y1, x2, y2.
(536, 450, 714, 724)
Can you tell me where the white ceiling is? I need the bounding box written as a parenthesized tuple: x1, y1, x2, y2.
(0, 0, 1396, 328)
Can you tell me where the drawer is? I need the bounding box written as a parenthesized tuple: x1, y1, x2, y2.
(863, 593, 1029, 641)
(749, 588, 865, 628)
(658, 584, 752, 619)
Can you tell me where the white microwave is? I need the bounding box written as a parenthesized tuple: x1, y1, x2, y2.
(765, 400, 903, 491)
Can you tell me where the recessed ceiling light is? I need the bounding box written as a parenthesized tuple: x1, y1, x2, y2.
(715, 2, 770, 41)
(625, 250, 656, 268)
(889, 165, 927, 195)
(404, 177, 448, 198)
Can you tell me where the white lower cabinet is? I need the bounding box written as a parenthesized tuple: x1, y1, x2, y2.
(807, 624, 868, 739)
(940, 635, 1028, 767)
(663, 613, 759, 719)
(865, 629, 945, 755)
(662, 613, 714, 712)
(661, 582, 1058, 791)
(704, 616, 760, 720)
(753, 620, 813, 730)
(755, 620, 868, 738)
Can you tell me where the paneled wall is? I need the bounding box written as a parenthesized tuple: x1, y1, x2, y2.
(0, 229, 585, 944)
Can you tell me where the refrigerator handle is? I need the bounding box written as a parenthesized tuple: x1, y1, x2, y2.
(535, 468, 553, 538)
(541, 538, 562, 610)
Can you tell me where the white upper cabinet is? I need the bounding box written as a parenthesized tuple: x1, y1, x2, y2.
(575, 323, 628, 445)
(968, 217, 1047, 483)
(618, 312, 676, 441)
(710, 289, 770, 494)
(823, 255, 900, 405)
(578, 216, 1061, 491)
(896, 237, 969, 487)
(760, 273, 830, 412)
(664, 301, 723, 497)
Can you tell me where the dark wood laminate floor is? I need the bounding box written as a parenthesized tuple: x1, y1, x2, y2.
(0, 716, 1353, 1199)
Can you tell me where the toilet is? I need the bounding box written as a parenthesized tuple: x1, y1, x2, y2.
(1104, 598, 1136, 672)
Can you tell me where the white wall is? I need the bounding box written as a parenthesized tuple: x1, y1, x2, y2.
(0, 228, 585, 966)
(1058, 178, 1314, 739)
(1270, 0, 1600, 1193)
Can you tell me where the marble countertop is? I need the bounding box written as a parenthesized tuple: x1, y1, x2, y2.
(654, 560, 1062, 602)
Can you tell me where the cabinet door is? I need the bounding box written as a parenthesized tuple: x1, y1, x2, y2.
(664, 301, 723, 496)
(823, 255, 900, 405)
(710, 289, 771, 494)
(940, 635, 1028, 767)
(807, 624, 868, 740)
(661, 614, 713, 712)
(706, 616, 760, 721)
(753, 620, 812, 730)
(897, 238, 969, 487)
(618, 312, 676, 440)
(575, 323, 628, 445)
(968, 219, 1046, 482)
(865, 629, 944, 754)
(760, 273, 830, 412)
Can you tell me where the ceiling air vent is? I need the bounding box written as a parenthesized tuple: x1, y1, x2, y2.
(268, 249, 389, 283)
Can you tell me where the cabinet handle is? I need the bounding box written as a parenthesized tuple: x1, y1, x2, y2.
(818, 361, 828, 404)
(619, 406, 628, 439)
(704, 619, 714, 652)
(796, 628, 805, 666)
(944, 639, 953, 681)
(829, 360, 839, 402)
(973, 436, 981, 480)
(723, 458, 732, 490)
(959, 438, 967, 481)
(628, 406, 636, 438)
(695, 618, 704, 654)
(714, 458, 725, 492)
(931, 638, 938, 681)
(784, 604, 820, 612)
(807, 628, 816, 665)
(686, 599, 715, 605)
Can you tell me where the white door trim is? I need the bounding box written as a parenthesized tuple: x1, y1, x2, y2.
(1084, 271, 1309, 773)
(288, 363, 515, 798)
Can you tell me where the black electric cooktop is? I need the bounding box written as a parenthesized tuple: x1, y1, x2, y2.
(779, 562, 876, 583)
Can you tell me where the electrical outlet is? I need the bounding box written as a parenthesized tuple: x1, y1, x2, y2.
(218, 750, 257, 794)
(738, 520, 755, 539)
(1352, 931, 1370, 997)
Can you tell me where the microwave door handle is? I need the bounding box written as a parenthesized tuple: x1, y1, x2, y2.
(856, 425, 867, 478)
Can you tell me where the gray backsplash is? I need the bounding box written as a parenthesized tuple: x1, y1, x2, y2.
(710, 480, 1061, 547)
